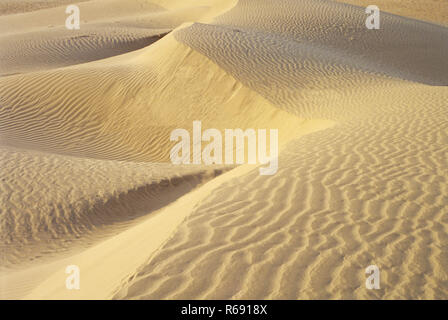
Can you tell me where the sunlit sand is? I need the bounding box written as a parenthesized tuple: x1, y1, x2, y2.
(0, 0, 447, 299)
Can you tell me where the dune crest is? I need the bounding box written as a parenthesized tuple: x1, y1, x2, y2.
(0, 0, 447, 300)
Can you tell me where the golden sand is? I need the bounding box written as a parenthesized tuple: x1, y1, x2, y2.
(0, 0, 447, 299)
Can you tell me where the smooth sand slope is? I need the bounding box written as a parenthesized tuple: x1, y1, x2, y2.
(0, 0, 233, 75)
(0, 0, 447, 299)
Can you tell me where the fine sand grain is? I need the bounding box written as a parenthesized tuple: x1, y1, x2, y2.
(0, 0, 447, 299)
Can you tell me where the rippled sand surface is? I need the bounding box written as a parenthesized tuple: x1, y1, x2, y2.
(0, 0, 447, 299)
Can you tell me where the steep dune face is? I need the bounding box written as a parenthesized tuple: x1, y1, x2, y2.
(1, 0, 447, 300)
(0, 0, 327, 298)
(0, 0, 310, 163)
(0, 32, 311, 162)
(0, 24, 315, 273)
(175, 0, 448, 116)
(113, 0, 448, 299)
(0, 27, 170, 76)
(116, 83, 448, 300)
(0, 0, 233, 75)
(212, 0, 448, 86)
(0, 145, 228, 269)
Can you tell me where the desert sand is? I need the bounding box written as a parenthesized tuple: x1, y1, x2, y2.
(0, 0, 447, 299)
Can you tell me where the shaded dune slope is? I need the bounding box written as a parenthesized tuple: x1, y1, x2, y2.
(113, 0, 448, 299)
(0, 0, 447, 300)
(0, 0, 216, 75)
(116, 83, 448, 300)
(175, 0, 448, 115)
(0, 0, 314, 285)
(0, 145, 228, 269)
(0, 31, 309, 163)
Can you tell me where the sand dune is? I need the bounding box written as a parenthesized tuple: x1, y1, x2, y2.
(111, 1, 448, 299)
(0, 0, 210, 75)
(332, 0, 448, 27)
(0, 0, 447, 299)
(115, 83, 447, 299)
(0, 145, 230, 268)
(0, 32, 313, 161)
(0, 0, 91, 16)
